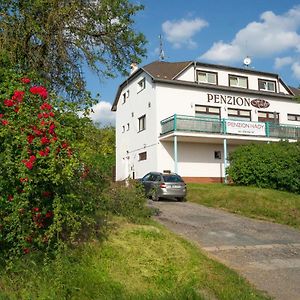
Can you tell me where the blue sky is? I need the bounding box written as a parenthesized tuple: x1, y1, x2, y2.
(86, 0, 300, 126)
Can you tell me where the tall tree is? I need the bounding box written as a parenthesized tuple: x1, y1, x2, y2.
(0, 0, 146, 101)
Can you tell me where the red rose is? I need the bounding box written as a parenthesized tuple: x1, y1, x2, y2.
(24, 161, 34, 169)
(14, 107, 20, 113)
(12, 91, 25, 102)
(21, 78, 31, 84)
(1, 120, 9, 126)
(4, 99, 14, 107)
(27, 134, 35, 144)
(33, 128, 43, 136)
(33, 207, 39, 212)
(42, 191, 52, 198)
(40, 102, 52, 111)
(7, 195, 14, 202)
(38, 113, 43, 119)
(45, 211, 54, 218)
(49, 123, 56, 134)
(49, 111, 55, 117)
(29, 155, 36, 162)
(29, 86, 48, 99)
(41, 136, 50, 144)
(23, 248, 30, 254)
(0, 114, 4, 118)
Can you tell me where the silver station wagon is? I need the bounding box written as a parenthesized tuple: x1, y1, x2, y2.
(139, 172, 187, 201)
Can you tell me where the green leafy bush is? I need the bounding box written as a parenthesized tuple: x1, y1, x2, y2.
(0, 76, 97, 262)
(227, 141, 300, 193)
(101, 181, 153, 222)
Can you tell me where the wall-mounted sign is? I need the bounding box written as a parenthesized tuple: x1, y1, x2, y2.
(250, 99, 270, 108)
(225, 120, 266, 136)
(207, 93, 270, 109)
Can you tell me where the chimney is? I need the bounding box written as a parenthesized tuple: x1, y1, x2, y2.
(130, 62, 139, 75)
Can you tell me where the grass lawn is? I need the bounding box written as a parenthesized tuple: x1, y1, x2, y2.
(187, 183, 300, 229)
(0, 218, 270, 300)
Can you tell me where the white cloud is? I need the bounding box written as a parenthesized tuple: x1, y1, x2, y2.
(162, 18, 208, 49)
(81, 101, 115, 127)
(292, 62, 300, 79)
(200, 6, 300, 63)
(274, 56, 293, 69)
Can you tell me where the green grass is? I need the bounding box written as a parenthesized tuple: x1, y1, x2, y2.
(0, 218, 270, 300)
(187, 183, 300, 229)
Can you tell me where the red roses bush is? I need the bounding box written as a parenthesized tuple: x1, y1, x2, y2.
(0, 76, 93, 261)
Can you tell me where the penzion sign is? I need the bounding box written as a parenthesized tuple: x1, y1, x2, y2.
(207, 93, 270, 109)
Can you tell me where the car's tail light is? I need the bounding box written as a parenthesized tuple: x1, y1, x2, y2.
(160, 183, 166, 188)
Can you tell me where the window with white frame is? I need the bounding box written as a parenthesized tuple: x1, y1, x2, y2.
(137, 78, 146, 92)
(287, 114, 300, 122)
(258, 111, 279, 123)
(195, 105, 220, 119)
(138, 115, 146, 132)
(258, 79, 276, 92)
(196, 71, 217, 85)
(229, 75, 248, 89)
(228, 108, 251, 121)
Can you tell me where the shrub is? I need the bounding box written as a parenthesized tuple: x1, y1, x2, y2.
(0, 76, 97, 262)
(101, 180, 153, 222)
(227, 141, 300, 193)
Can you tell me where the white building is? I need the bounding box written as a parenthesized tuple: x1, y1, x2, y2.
(112, 61, 300, 183)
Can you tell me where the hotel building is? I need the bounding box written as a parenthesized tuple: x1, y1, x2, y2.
(112, 61, 300, 183)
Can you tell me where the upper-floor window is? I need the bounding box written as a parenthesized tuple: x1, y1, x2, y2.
(258, 111, 279, 123)
(137, 78, 146, 92)
(138, 115, 146, 132)
(122, 90, 130, 104)
(287, 114, 300, 122)
(138, 151, 147, 161)
(228, 108, 251, 121)
(258, 79, 276, 92)
(195, 105, 220, 119)
(196, 71, 217, 85)
(229, 75, 248, 89)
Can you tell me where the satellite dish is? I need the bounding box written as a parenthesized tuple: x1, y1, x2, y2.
(243, 57, 251, 66)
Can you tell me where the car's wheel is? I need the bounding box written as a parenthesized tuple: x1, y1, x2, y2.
(151, 189, 159, 201)
(177, 197, 186, 202)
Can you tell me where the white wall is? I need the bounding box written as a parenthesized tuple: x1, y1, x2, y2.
(115, 73, 158, 180)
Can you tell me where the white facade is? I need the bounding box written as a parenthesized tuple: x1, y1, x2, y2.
(112, 61, 300, 183)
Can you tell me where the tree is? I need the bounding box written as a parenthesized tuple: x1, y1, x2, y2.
(0, 0, 146, 101)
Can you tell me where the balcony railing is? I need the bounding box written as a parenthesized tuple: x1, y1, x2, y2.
(161, 114, 300, 140)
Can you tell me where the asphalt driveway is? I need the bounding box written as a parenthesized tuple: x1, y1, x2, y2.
(149, 200, 300, 300)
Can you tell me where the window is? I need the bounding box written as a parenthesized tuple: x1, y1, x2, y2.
(195, 105, 220, 119)
(287, 114, 300, 122)
(258, 111, 279, 123)
(214, 151, 221, 159)
(122, 125, 125, 133)
(122, 90, 130, 104)
(126, 123, 130, 131)
(228, 108, 251, 121)
(196, 71, 217, 85)
(258, 79, 276, 92)
(229, 75, 248, 89)
(137, 78, 145, 92)
(138, 151, 147, 161)
(138, 115, 146, 132)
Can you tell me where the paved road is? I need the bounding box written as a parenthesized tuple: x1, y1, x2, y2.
(149, 200, 300, 300)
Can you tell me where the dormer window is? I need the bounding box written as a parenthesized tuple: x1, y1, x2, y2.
(258, 79, 276, 92)
(229, 75, 248, 89)
(137, 78, 146, 92)
(196, 71, 217, 85)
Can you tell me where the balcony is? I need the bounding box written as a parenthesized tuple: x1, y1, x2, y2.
(161, 114, 300, 140)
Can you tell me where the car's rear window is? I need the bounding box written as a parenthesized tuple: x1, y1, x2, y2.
(162, 175, 183, 182)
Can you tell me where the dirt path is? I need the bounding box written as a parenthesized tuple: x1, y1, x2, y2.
(149, 200, 300, 300)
